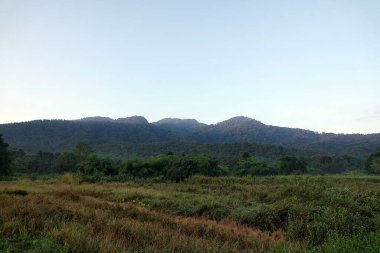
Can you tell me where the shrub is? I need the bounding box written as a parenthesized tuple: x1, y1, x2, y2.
(308, 232, 380, 253)
(59, 173, 81, 184)
(119, 154, 225, 182)
(5, 189, 28, 196)
(365, 151, 380, 174)
(287, 188, 377, 246)
(234, 158, 275, 176)
(78, 155, 117, 176)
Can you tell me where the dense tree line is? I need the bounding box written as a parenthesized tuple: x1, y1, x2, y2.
(2, 139, 378, 180)
(8, 143, 227, 182)
(1, 130, 378, 178)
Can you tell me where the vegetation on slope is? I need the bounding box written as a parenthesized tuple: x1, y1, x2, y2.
(1, 118, 379, 158)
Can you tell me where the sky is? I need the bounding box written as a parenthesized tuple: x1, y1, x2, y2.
(1, 0, 379, 134)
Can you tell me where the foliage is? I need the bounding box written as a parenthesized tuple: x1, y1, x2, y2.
(78, 155, 118, 176)
(365, 151, 380, 174)
(74, 142, 93, 159)
(119, 154, 226, 182)
(56, 142, 93, 173)
(0, 236, 68, 253)
(370, 158, 380, 174)
(1, 140, 376, 180)
(308, 155, 361, 174)
(0, 134, 12, 176)
(59, 173, 81, 184)
(307, 232, 380, 253)
(234, 157, 275, 176)
(25, 151, 60, 174)
(278, 156, 307, 174)
(56, 152, 81, 173)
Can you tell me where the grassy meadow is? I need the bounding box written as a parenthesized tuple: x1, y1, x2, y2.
(0, 175, 379, 252)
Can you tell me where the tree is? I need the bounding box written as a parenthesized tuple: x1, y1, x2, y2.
(118, 154, 225, 182)
(234, 157, 273, 176)
(310, 155, 355, 174)
(278, 156, 307, 174)
(0, 134, 12, 175)
(8, 149, 27, 173)
(56, 152, 81, 173)
(74, 142, 93, 160)
(25, 151, 59, 174)
(242, 152, 251, 160)
(365, 151, 380, 174)
(78, 155, 117, 176)
(55, 142, 94, 173)
(370, 158, 380, 174)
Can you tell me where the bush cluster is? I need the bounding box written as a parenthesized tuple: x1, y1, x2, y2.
(4, 141, 380, 180)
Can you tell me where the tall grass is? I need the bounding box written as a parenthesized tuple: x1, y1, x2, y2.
(0, 184, 288, 252)
(0, 175, 379, 252)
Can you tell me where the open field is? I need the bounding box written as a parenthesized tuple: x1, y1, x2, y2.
(0, 175, 379, 252)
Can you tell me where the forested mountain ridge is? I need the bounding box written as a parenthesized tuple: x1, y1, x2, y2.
(153, 118, 206, 131)
(0, 116, 379, 158)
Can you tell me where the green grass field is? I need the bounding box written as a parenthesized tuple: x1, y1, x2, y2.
(0, 175, 379, 252)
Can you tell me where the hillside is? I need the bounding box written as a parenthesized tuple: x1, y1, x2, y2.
(0, 116, 379, 158)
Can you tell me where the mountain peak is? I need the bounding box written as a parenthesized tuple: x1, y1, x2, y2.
(156, 118, 199, 125)
(116, 116, 148, 124)
(154, 118, 205, 130)
(217, 116, 264, 126)
(78, 116, 113, 122)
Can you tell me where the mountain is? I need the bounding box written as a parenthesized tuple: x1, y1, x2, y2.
(78, 116, 113, 122)
(0, 116, 379, 157)
(216, 116, 265, 128)
(0, 120, 174, 153)
(79, 116, 149, 124)
(116, 116, 149, 124)
(191, 116, 321, 145)
(153, 118, 205, 131)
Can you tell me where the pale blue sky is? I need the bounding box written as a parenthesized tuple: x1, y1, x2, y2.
(1, 0, 379, 133)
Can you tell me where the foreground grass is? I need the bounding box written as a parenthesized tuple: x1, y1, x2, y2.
(0, 175, 379, 252)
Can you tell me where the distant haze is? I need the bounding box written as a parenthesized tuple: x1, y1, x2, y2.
(1, 1, 379, 134)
